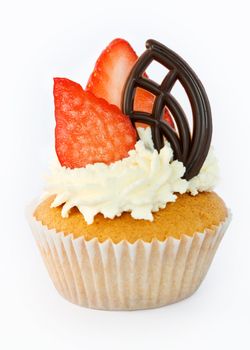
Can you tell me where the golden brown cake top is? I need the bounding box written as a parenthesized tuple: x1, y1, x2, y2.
(34, 192, 227, 243)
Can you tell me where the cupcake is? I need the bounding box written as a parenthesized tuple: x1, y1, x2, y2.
(27, 38, 231, 310)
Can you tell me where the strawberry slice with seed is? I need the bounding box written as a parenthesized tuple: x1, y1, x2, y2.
(54, 78, 137, 168)
(86, 38, 174, 127)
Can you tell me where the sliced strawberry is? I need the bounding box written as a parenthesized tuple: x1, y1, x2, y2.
(86, 38, 136, 108)
(135, 88, 174, 128)
(54, 78, 137, 168)
(86, 38, 174, 128)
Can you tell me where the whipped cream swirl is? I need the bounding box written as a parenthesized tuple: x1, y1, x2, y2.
(44, 127, 219, 224)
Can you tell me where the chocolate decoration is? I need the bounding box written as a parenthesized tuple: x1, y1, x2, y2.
(122, 39, 212, 180)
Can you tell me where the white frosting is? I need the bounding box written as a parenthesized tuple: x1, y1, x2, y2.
(44, 127, 219, 224)
(187, 148, 219, 195)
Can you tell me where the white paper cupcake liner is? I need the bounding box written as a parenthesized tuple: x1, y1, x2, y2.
(27, 202, 231, 310)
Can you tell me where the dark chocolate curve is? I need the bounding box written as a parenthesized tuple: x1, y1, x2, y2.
(122, 39, 212, 180)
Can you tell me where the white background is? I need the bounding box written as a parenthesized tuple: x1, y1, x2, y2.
(1, 0, 249, 349)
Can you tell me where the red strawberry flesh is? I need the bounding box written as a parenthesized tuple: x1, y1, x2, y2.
(54, 78, 137, 168)
(86, 38, 174, 128)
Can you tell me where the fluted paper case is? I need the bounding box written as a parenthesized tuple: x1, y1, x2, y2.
(27, 204, 231, 310)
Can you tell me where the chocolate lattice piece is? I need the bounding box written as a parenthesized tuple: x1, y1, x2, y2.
(122, 39, 212, 180)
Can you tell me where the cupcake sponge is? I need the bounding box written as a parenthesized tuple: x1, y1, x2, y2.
(34, 192, 227, 243)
